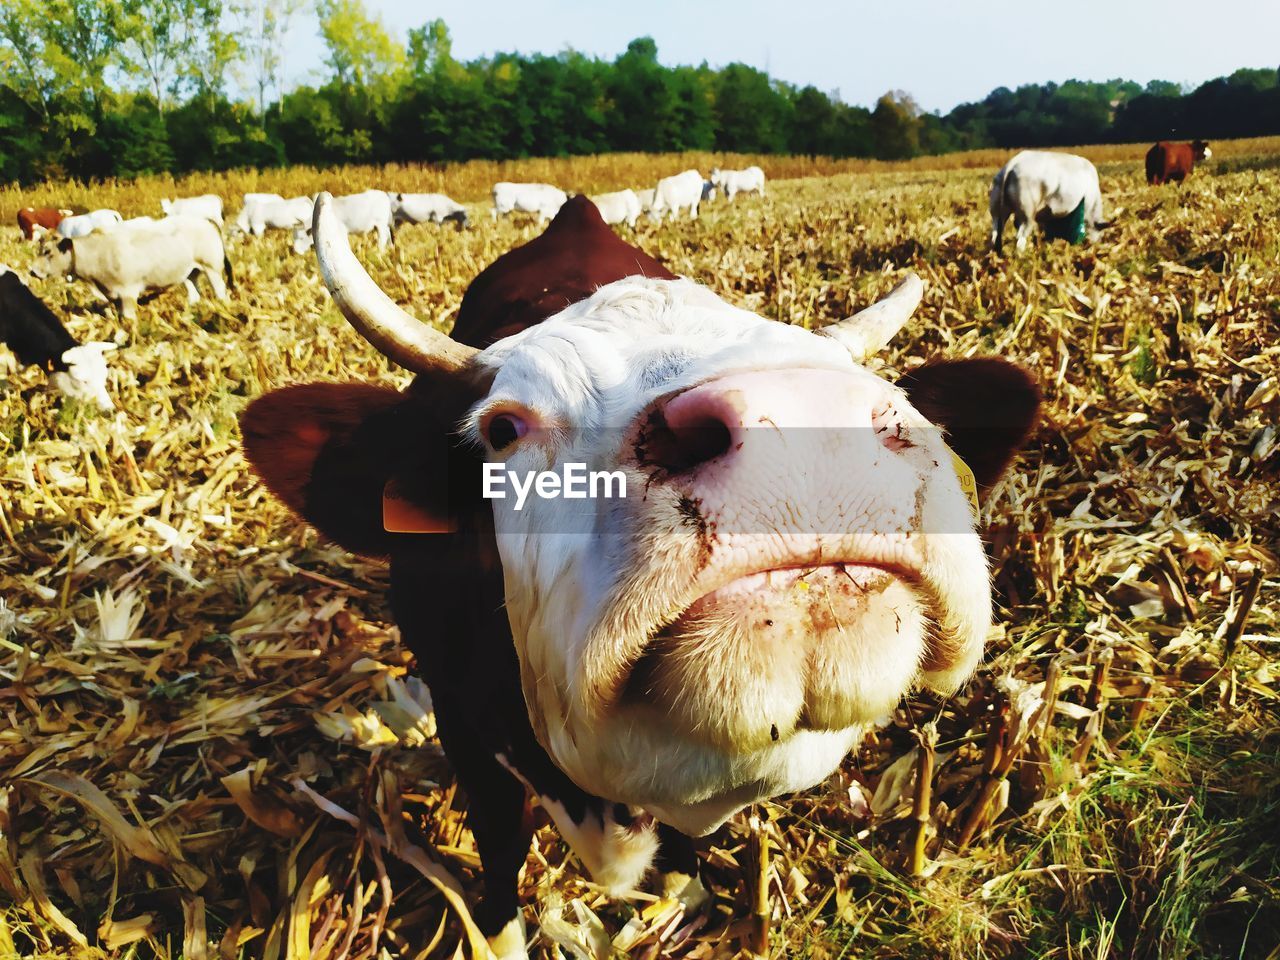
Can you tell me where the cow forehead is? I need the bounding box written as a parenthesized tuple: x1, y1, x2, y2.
(472, 277, 864, 421)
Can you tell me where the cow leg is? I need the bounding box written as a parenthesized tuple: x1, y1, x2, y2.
(690, 201, 699, 221)
(458, 756, 533, 960)
(118, 294, 138, 320)
(184, 276, 201, 304)
(205, 264, 228, 300)
(653, 822, 709, 911)
(1014, 216, 1032, 253)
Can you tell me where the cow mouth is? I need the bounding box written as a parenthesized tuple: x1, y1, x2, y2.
(618, 560, 921, 717)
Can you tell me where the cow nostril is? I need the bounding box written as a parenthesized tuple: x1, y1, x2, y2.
(641, 413, 733, 474)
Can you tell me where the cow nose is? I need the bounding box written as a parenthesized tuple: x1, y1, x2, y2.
(643, 392, 735, 474)
(642, 368, 880, 476)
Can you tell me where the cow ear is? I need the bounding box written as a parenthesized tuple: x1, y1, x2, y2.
(240, 382, 478, 558)
(897, 359, 1040, 489)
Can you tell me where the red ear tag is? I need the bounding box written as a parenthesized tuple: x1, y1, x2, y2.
(383, 477, 455, 533)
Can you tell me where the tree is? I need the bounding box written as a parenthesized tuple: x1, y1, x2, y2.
(870, 91, 920, 159)
(241, 0, 306, 113)
(180, 0, 240, 104)
(315, 0, 404, 92)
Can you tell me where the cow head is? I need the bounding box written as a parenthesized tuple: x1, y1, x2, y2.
(1192, 140, 1212, 161)
(52, 342, 116, 411)
(242, 195, 1038, 835)
(29, 238, 74, 280)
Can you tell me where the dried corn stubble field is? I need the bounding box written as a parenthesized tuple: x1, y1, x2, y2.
(1, 142, 1278, 960)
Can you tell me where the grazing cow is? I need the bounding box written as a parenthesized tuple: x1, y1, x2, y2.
(17, 207, 80, 240)
(650, 169, 706, 221)
(161, 194, 224, 225)
(56, 209, 125, 239)
(636, 188, 656, 214)
(491, 182, 568, 223)
(1145, 140, 1211, 185)
(0, 265, 115, 410)
(710, 166, 766, 202)
(31, 215, 233, 319)
(232, 194, 313, 237)
(240, 195, 1039, 959)
(292, 189, 394, 254)
(989, 150, 1105, 252)
(390, 192, 469, 230)
(589, 189, 642, 228)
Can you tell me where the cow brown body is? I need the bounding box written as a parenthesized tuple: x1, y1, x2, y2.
(1145, 140, 1210, 185)
(16, 206, 82, 240)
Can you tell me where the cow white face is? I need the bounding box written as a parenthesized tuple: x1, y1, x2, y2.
(460, 277, 999, 834)
(53, 342, 116, 411)
(29, 239, 73, 280)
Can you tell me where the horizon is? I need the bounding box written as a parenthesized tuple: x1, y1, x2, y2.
(264, 0, 1280, 113)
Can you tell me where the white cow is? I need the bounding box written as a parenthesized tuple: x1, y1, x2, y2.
(710, 166, 766, 202)
(232, 194, 313, 237)
(636, 188, 656, 214)
(989, 150, 1105, 252)
(390, 192, 469, 229)
(649, 170, 705, 221)
(491, 182, 568, 223)
(589, 189, 642, 228)
(292, 189, 394, 254)
(55, 209, 124, 239)
(31, 216, 232, 319)
(160, 194, 224, 225)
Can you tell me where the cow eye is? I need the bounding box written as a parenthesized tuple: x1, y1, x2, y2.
(484, 412, 527, 451)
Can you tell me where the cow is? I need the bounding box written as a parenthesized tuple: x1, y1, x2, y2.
(292, 189, 394, 254)
(649, 169, 705, 221)
(231, 194, 313, 237)
(56, 209, 125, 239)
(239, 194, 1039, 959)
(17, 207, 81, 240)
(710, 166, 766, 202)
(30, 215, 233, 319)
(491, 182, 568, 223)
(0, 265, 115, 410)
(1145, 140, 1211, 185)
(636, 188, 656, 216)
(589, 189, 642, 228)
(160, 193, 224, 225)
(390, 192, 469, 230)
(989, 150, 1106, 253)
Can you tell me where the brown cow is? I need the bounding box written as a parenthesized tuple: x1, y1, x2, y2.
(16, 206, 85, 240)
(241, 195, 1040, 958)
(1145, 140, 1211, 185)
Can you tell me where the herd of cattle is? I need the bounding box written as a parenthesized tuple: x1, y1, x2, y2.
(0, 142, 1208, 415)
(2, 137, 1215, 959)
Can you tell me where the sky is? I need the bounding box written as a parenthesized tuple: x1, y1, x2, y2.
(273, 0, 1280, 113)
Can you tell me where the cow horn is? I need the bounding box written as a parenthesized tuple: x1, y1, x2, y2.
(312, 192, 477, 375)
(820, 273, 924, 360)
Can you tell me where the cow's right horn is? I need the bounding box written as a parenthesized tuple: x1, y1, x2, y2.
(313, 192, 477, 375)
(820, 273, 924, 360)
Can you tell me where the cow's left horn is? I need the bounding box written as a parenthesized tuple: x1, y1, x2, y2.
(313, 192, 477, 375)
(820, 273, 924, 360)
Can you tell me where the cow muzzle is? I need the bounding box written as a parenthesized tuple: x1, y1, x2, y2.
(577, 366, 982, 751)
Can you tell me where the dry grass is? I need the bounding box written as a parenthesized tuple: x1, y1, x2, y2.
(1, 138, 1278, 960)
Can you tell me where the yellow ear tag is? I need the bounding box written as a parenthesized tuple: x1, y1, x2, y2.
(950, 451, 981, 521)
(383, 477, 455, 534)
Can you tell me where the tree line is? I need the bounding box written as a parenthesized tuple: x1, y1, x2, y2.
(2, 0, 1278, 185)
